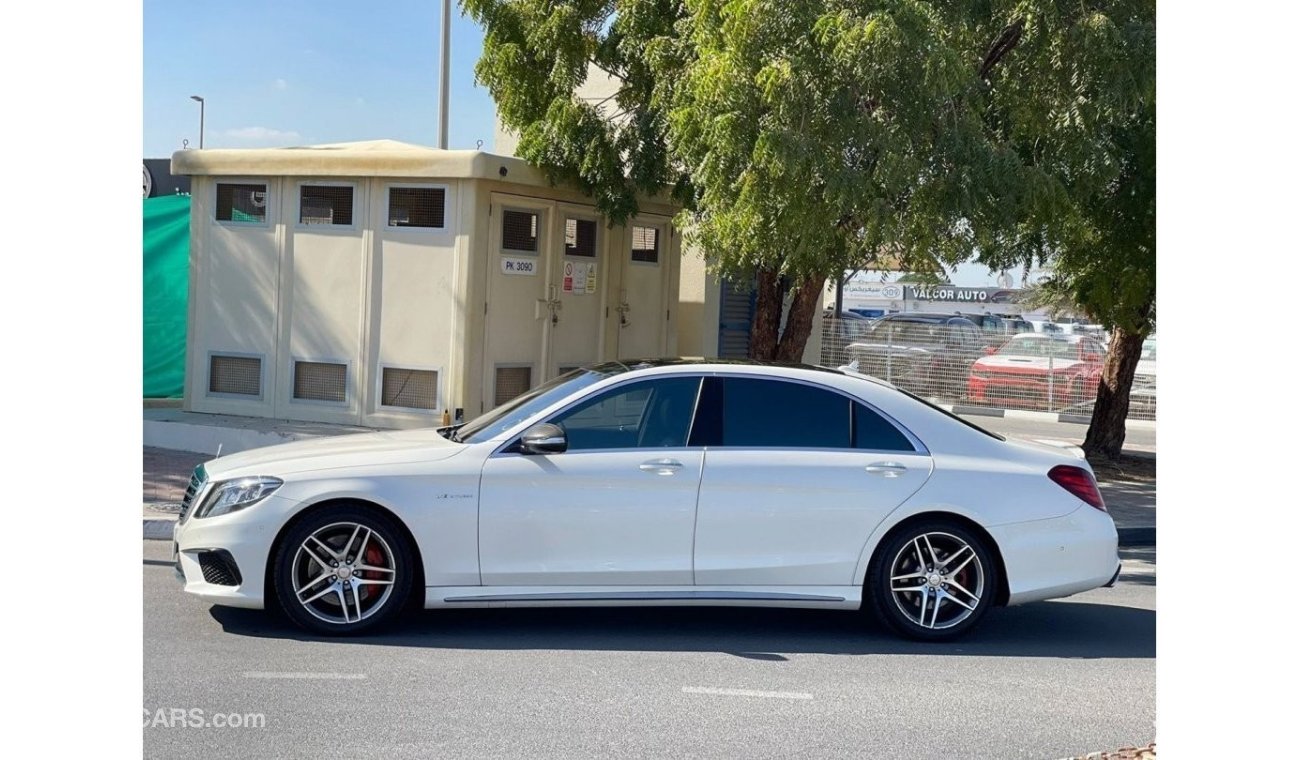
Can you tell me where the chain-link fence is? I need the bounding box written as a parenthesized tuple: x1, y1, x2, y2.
(820, 315, 1156, 421)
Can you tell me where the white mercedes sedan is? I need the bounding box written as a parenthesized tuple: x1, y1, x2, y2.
(173, 360, 1119, 641)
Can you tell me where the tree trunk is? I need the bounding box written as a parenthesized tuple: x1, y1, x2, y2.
(1082, 326, 1148, 460)
(748, 268, 784, 360)
(774, 279, 823, 362)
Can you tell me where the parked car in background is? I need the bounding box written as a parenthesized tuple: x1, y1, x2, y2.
(1130, 335, 1156, 417)
(845, 313, 985, 397)
(959, 313, 1035, 348)
(967, 333, 1106, 410)
(821, 310, 877, 365)
(1025, 320, 1065, 335)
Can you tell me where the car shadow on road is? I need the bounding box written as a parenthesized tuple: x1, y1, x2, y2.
(209, 599, 1154, 660)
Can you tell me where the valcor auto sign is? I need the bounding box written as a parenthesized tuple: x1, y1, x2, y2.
(905, 286, 1019, 303)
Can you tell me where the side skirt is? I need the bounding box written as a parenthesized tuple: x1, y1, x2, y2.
(424, 586, 863, 610)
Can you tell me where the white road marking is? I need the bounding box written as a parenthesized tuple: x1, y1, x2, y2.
(682, 686, 813, 700)
(243, 672, 367, 680)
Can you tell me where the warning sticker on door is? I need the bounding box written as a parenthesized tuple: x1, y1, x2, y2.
(563, 261, 575, 293)
(585, 263, 597, 294)
(572, 263, 587, 294)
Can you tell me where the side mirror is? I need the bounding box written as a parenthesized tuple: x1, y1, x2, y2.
(519, 423, 567, 454)
(983, 345, 997, 355)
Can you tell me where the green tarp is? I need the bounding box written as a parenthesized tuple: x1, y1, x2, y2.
(143, 195, 190, 398)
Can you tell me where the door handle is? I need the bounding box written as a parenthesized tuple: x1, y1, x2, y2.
(865, 462, 908, 477)
(639, 458, 683, 475)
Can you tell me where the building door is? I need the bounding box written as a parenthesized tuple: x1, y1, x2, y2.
(717, 277, 755, 359)
(547, 208, 606, 378)
(483, 200, 551, 411)
(616, 220, 670, 360)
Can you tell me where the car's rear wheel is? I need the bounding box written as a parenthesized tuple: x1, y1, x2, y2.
(272, 503, 414, 635)
(867, 521, 999, 641)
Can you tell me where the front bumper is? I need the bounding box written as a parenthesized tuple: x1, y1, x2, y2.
(172, 495, 297, 610)
(988, 503, 1120, 606)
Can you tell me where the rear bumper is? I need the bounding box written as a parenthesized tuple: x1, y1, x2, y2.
(968, 374, 1071, 406)
(989, 504, 1120, 605)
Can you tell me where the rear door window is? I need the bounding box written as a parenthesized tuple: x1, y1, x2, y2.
(853, 403, 917, 452)
(717, 377, 850, 448)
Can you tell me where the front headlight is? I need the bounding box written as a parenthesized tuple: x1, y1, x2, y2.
(194, 477, 283, 519)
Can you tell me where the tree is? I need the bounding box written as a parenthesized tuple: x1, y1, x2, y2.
(465, 2, 1154, 436)
(968, 1, 1155, 459)
(465, 0, 1040, 360)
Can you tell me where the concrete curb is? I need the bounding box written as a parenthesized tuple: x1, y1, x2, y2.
(144, 519, 175, 541)
(144, 418, 316, 457)
(1117, 527, 1156, 547)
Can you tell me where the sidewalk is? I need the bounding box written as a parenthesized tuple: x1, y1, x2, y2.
(144, 443, 1157, 546)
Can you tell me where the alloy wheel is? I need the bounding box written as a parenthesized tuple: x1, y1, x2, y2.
(887, 531, 985, 631)
(291, 521, 397, 625)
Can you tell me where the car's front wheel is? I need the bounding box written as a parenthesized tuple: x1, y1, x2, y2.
(272, 503, 414, 635)
(867, 521, 999, 641)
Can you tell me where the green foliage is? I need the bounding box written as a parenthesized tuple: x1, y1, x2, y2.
(973, 1, 1156, 333)
(465, 0, 1155, 321)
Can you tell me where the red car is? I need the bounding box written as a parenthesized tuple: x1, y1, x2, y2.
(967, 334, 1105, 409)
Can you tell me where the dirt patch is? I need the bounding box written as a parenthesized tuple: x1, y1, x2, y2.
(1070, 743, 1155, 760)
(1088, 454, 1156, 484)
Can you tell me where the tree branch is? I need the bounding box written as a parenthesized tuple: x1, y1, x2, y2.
(979, 18, 1025, 80)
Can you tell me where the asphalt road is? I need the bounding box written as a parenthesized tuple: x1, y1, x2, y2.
(957, 414, 1157, 453)
(144, 542, 1155, 759)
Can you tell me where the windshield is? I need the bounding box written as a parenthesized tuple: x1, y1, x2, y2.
(997, 336, 1075, 358)
(454, 368, 612, 444)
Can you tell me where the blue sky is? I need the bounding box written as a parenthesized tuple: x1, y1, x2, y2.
(142, 1, 1005, 285)
(144, 0, 497, 155)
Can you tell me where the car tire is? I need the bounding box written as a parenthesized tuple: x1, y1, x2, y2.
(866, 520, 1000, 641)
(272, 503, 415, 636)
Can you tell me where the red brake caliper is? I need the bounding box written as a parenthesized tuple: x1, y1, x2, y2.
(359, 543, 386, 600)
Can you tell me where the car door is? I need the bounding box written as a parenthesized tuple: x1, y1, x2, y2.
(478, 375, 704, 586)
(692, 375, 933, 586)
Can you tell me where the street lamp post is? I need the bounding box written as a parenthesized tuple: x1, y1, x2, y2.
(190, 95, 205, 149)
(437, 0, 449, 149)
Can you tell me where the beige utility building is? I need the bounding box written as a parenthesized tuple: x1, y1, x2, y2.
(172, 140, 683, 428)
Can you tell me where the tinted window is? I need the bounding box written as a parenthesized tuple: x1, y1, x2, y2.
(853, 403, 916, 452)
(551, 377, 701, 450)
(721, 377, 850, 448)
(456, 369, 607, 444)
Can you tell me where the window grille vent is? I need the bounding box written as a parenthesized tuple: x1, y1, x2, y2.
(381, 368, 438, 410)
(631, 226, 659, 263)
(495, 366, 532, 406)
(564, 218, 596, 257)
(208, 355, 261, 396)
(299, 185, 354, 226)
(294, 361, 347, 403)
(389, 187, 446, 228)
(216, 183, 267, 223)
(502, 210, 539, 252)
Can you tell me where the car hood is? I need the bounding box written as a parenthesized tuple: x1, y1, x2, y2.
(974, 355, 1082, 373)
(202, 428, 465, 480)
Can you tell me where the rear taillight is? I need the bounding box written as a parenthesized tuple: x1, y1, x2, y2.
(1048, 465, 1107, 512)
